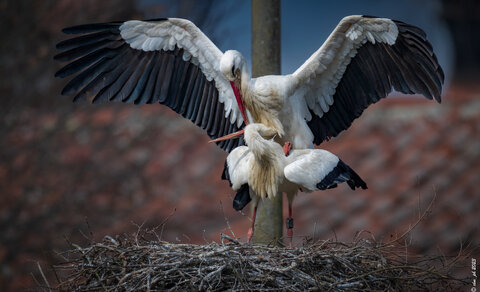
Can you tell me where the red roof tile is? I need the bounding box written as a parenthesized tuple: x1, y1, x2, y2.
(1, 85, 479, 290)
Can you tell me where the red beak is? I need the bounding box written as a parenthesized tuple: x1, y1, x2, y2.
(209, 129, 245, 143)
(209, 82, 249, 144)
(230, 81, 249, 125)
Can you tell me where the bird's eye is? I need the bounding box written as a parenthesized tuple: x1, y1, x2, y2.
(231, 66, 236, 77)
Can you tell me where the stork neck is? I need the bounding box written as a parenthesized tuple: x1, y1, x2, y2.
(245, 129, 281, 163)
(246, 128, 284, 199)
(240, 61, 251, 94)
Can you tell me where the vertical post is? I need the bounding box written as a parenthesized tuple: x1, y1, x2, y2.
(252, 0, 281, 76)
(251, 0, 283, 245)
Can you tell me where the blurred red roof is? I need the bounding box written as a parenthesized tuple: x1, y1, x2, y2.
(1, 85, 479, 290)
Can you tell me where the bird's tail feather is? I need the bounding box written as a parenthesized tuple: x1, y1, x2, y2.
(233, 184, 251, 211)
(316, 160, 367, 190)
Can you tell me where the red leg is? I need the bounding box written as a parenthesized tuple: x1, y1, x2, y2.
(283, 141, 292, 156)
(286, 201, 294, 247)
(247, 205, 258, 243)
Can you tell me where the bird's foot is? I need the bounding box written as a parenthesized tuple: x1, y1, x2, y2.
(283, 141, 292, 156)
(247, 227, 254, 243)
(287, 229, 293, 248)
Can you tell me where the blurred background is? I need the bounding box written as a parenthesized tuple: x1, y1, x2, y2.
(1, 0, 479, 290)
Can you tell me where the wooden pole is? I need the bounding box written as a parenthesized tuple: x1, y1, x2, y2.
(251, 0, 283, 245)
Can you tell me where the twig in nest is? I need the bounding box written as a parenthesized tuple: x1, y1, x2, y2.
(149, 207, 176, 242)
(221, 233, 240, 245)
(384, 190, 437, 246)
(47, 231, 468, 292)
(219, 200, 236, 239)
(36, 262, 52, 292)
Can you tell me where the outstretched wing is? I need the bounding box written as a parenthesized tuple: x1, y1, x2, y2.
(55, 18, 245, 152)
(284, 149, 367, 191)
(291, 15, 444, 145)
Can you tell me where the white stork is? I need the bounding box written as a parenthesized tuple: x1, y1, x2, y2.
(223, 123, 367, 244)
(55, 15, 444, 152)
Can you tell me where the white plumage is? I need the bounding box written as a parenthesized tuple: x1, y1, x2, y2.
(225, 123, 366, 198)
(223, 123, 367, 243)
(284, 150, 340, 191)
(56, 15, 444, 153)
(120, 19, 243, 125)
(55, 15, 442, 244)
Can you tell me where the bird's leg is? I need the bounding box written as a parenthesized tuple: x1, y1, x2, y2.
(286, 200, 294, 247)
(247, 204, 258, 243)
(283, 141, 292, 156)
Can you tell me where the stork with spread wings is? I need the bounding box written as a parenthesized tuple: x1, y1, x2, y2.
(55, 15, 443, 152)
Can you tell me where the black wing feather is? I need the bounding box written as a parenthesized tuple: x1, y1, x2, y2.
(131, 53, 158, 104)
(170, 62, 192, 112)
(62, 22, 123, 34)
(205, 92, 219, 134)
(55, 20, 244, 152)
(56, 30, 121, 50)
(316, 160, 367, 191)
(232, 184, 251, 211)
(178, 66, 199, 114)
(308, 19, 444, 145)
(194, 83, 211, 126)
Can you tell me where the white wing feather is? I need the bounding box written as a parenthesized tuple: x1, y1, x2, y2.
(120, 19, 243, 127)
(226, 146, 252, 190)
(291, 15, 398, 120)
(284, 149, 339, 191)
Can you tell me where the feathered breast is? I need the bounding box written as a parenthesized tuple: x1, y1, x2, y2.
(249, 158, 283, 199)
(242, 86, 285, 137)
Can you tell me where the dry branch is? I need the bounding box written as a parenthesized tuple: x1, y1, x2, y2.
(43, 231, 469, 291)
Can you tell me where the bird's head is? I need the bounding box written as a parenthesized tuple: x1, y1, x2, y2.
(208, 123, 277, 147)
(245, 123, 277, 141)
(220, 50, 244, 81)
(244, 123, 282, 160)
(219, 50, 250, 126)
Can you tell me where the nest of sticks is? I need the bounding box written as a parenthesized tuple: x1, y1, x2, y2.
(41, 230, 468, 292)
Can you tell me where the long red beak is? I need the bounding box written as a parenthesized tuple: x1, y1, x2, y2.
(209, 129, 245, 143)
(230, 81, 249, 125)
(209, 82, 249, 144)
